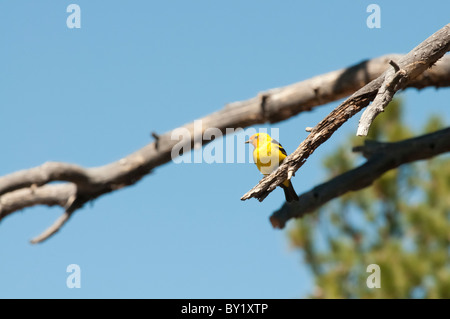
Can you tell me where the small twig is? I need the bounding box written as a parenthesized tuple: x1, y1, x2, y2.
(151, 131, 160, 140)
(30, 210, 74, 244)
(356, 66, 407, 137)
(151, 131, 160, 149)
(389, 59, 400, 72)
(259, 93, 269, 121)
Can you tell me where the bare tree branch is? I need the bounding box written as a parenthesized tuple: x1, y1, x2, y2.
(1, 49, 450, 242)
(357, 24, 450, 136)
(30, 193, 82, 244)
(241, 23, 450, 203)
(0, 184, 75, 221)
(270, 127, 450, 229)
(30, 211, 73, 244)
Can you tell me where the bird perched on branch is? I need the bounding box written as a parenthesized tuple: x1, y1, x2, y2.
(245, 133, 299, 202)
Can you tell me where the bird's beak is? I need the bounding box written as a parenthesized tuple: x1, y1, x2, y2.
(245, 139, 250, 144)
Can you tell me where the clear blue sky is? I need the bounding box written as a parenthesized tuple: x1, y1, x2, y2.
(0, 1, 449, 298)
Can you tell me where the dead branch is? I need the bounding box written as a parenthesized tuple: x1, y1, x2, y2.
(1, 48, 450, 242)
(241, 23, 450, 203)
(269, 127, 450, 229)
(357, 25, 450, 136)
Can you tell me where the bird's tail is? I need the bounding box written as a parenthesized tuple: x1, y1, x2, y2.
(280, 180, 299, 202)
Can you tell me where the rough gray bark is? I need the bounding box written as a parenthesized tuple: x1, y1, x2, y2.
(270, 127, 450, 229)
(357, 24, 450, 136)
(241, 23, 450, 203)
(1, 49, 450, 243)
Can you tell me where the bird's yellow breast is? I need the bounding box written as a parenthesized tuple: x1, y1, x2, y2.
(253, 142, 286, 175)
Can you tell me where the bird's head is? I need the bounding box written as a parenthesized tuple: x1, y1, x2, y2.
(245, 133, 272, 148)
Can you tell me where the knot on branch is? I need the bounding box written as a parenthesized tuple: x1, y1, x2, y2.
(151, 131, 160, 150)
(259, 93, 270, 122)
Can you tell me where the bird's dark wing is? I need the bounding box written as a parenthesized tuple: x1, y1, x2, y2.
(271, 139, 287, 156)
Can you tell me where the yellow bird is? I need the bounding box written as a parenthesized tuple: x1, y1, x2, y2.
(245, 133, 299, 202)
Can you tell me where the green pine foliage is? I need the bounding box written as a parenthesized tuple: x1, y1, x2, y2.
(289, 99, 450, 298)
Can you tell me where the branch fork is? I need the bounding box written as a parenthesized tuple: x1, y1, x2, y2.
(241, 23, 450, 202)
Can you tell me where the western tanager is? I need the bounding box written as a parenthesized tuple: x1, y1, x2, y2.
(245, 133, 299, 202)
